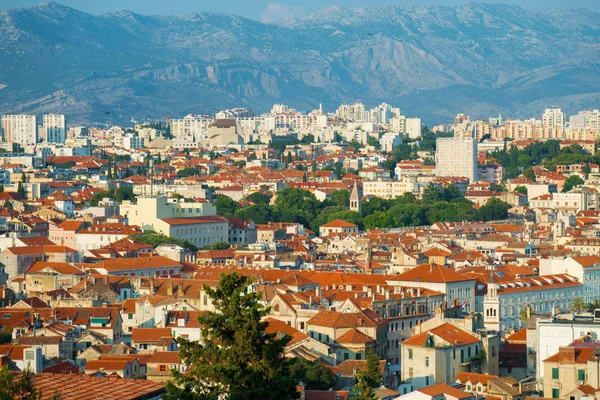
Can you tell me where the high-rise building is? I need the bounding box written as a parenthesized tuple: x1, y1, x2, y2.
(42, 114, 66, 143)
(170, 114, 212, 141)
(336, 103, 365, 122)
(435, 137, 478, 183)
(542, 107, 565, 129)
(1, 114, 37, 145)
(569, 110, 600, 131)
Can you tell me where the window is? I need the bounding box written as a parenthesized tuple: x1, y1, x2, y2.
(159, 365, 167, 372)
(128, 314, 133, 320)
(466, 385, 471, 391)
(552, 368, 559, 379)
(425, 357, 429, 367)
(552, 388, 559, 399)
(356, 353, 361, 360)
(408, 349, 413, 360)
(578, 369, 586, 381)
(344, 353, 349, 360)
(425, 376, 430, 386)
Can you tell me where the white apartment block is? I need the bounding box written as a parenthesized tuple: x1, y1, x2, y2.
(170, 114, 212, 140)
(42, 114, 66, 143)
(570, 110, 600, 132)
(123, 134, 144, 149)
(1, 115, 37, 145)
(380, 132, 403, 152)
(542, 108, 565, 129)
(391, 116, 422, 139)
(435, 138, 478, 183)
(336, 103, 365, 122)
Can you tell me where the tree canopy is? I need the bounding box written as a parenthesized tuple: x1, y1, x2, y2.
(165, 272, 299, 400)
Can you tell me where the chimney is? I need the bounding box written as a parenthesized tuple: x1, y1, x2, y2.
(167, 282, 173, 296)
(149, 280, 155, 293)
(315, 286, 322, 298)
(558, 347, 576, 363)
(177, 283, 184, 297)
(385, 291, 390, 300)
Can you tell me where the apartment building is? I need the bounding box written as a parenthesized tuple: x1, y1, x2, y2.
(436, 138, 478, 183)
(1, 114, 37, 145)
(42, 114, 66, 144)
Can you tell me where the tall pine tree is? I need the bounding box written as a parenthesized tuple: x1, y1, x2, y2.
(165, 272, 299, 400)
(364, 348, 382, 388)
(350, 371, 377, 400)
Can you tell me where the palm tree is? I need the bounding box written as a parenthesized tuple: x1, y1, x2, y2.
(519, 305, 531, 322)
(572, 297, 585, 313)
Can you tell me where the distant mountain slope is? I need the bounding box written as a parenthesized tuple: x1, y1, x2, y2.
(0, 2, 599, 124)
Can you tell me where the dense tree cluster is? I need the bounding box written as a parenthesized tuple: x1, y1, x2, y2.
(489, 140, 598, 179)
(216, 185, 511, 231)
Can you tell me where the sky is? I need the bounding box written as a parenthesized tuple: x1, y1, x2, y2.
(1, 0, 599, 21)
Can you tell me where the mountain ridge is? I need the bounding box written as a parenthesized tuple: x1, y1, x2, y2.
(0, 2, 599, 124)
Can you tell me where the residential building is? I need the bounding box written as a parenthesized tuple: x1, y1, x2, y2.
(1, 114, 37, 145)
(42, 114, 66, 144)
(436, 138, 478, 183)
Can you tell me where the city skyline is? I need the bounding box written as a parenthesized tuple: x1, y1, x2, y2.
(1, 0, 599, 21)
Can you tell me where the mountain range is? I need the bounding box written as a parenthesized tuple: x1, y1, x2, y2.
(0, 2, 599, 124)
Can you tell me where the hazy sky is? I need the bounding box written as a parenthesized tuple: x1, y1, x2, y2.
(2, 0, 599, 21)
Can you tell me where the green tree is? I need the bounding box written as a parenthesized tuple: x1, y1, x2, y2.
(442, 184, 463, 202)
(0, 184, 4, 193)
(422, 183, 441, 203)
(214, 195, 239, 218)
(514, 186, 528, 195)
(274, 188, 320, 225)
(330, 189, 350, 208)
(113, 187, 136, 203)
(477, 197, 510, 221)
(107, 160, 113, 180)
(562, 175, 584, 193)
(367, 136, 380, 149)
(3, 200, 12, 210)
(131, 230, 197, 251)
(519, 305, 531, 322)
(364, 349, 382, 388)
(235, 204, 274, 225)
(286, 152, 293, 165)
(572, 297, 585, 313)
(288, 358, 337, 390)
(0, 365, 59, 400)
(20, 173, 26, 184)
(300, 134, 315, 145)
(523, 168, 536, 182)
(203, 242, 230, 250)
(363, 211, 393, 229)
(165, 272, 298, 400)
(16, 181, 25, 199)
(246, 192, 272, 205)
(89, 191, 111, 207)
(350, 371, 377, 400)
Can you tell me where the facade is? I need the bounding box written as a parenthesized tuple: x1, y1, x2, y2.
(542, 108, 565, 129)
(1, 115, 37, 145)
(436, 138, 478, 183)
(399, 323, 495, 392)
(42, 114, 67, 144)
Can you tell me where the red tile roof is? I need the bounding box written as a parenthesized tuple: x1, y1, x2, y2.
(33, 373, 165, 399)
